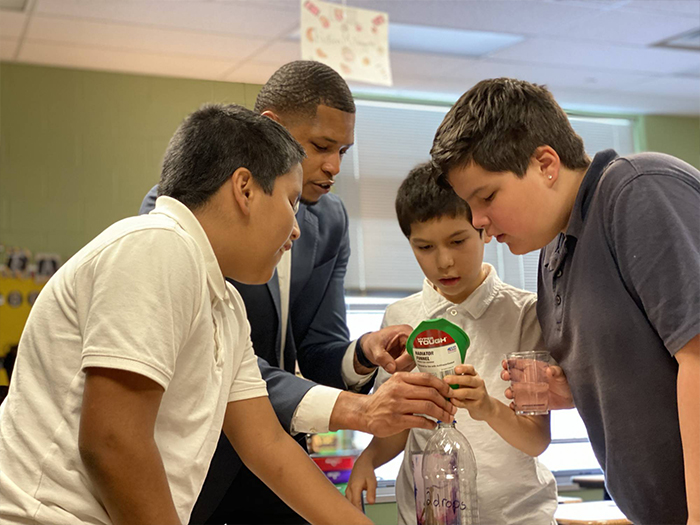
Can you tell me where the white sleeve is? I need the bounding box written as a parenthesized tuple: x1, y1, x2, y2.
(290, 385, 342, 435)
(229, 319, 268, 402)
(341, 339, 376, 390)
(80, 229, 202, 390)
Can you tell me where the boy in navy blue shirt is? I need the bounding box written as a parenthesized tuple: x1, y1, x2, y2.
(431, 78, 700, 525)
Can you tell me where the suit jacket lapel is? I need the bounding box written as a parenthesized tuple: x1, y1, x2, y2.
(291, 204, 319, 305)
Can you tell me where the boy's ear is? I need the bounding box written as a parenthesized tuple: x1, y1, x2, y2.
(231, 167, 255, 216)
(534, 145, 560, 186)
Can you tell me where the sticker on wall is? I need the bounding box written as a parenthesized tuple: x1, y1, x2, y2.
(7, 291, 22, 308)
(36, 253, 62, 279)
(27, 290, 40, 306)
(301, 0, 392, 86)
(6, 248, 30, 278)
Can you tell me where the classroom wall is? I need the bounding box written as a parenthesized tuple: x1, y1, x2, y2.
(1, 62, 699, 263)
(638, 114, 700, 170)
(0, 62, 262, 262)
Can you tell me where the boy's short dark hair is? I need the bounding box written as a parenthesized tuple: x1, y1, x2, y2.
(396, 162, 480, 238)
(254, 60, 356, 120)
(431, 78, 590, 181)
(158, 104, 305, 210)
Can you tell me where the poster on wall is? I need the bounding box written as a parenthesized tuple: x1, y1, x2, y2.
(300, 0, 392, 86)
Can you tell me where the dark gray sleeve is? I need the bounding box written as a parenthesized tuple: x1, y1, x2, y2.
(609, 169, 700, 355)
(257, 356, 316, 433)
(139, 184, 159, 215)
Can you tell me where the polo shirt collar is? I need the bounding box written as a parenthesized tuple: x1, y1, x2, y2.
(421, 263, 500, 320)
(567, 149, 619, 238)
(151, 196, 229, 305)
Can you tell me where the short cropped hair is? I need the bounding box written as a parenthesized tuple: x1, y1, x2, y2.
(396, 162, 479, 238)
(159, 104, 305, 209)
(431, 78, 590, 181)
(254, 60, 356, 120)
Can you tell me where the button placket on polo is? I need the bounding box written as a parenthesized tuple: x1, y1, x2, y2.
(551, 237, 573, 328)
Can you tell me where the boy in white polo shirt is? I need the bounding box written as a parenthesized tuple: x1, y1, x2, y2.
(345, 163, 557, 524)
(0, 104, 371, 525)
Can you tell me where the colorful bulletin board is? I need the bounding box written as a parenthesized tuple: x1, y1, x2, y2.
(0, 249, 58, 386)
(0, 276, 45, 385)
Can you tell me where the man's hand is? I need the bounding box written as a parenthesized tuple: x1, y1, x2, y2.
(331, 372, 456, 437)
(500, 359, 575, 410)
(356, 324, 415, 374)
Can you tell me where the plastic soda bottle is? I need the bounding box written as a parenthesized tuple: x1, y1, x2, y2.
(421, 420, 479, 525)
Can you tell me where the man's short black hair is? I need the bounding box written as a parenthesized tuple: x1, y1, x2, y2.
(431, 78, 590, 181)
(254, 60, 356, 119)
(158, 104, 305, 210)
(396, 162, 479, 238)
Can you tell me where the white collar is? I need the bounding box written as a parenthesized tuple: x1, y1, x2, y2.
(151, 196, 229, 305)
(421, 263, 501, 319)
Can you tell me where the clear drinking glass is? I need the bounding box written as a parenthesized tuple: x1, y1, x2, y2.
(506, 351, 550, 416)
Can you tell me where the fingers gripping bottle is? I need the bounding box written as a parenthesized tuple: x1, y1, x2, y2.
(421, 421, 479, 525)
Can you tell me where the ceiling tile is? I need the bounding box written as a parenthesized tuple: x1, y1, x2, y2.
(35, 0, 299, 39)
(0, 9, 26, 38)
(617, 75, 700, 98)
(247, 39, 300, 64)
(5, 0, 698, 116)
(223, 60, 281, 84)
(561, 5, 700, 46)
(623, 0, 700, 18)
(18, 40, 236, 80)
(26, 15, 269, 62)
(341, 0, 602, 38)
(438, 59, 658, 91)
(0, 37, 18, 59)
(548, 85, 700, 115)
(490, 37, 700, 75)
(390, 51, 479, 81)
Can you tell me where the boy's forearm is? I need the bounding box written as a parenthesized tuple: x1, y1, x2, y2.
(361, 430, 410, 469)
(675, 335, 700, 523)
(225, 397, 370, 525)
(483, 397, 551, 457)
(81, 437, 180, 525)
(79, 367, 180, 525)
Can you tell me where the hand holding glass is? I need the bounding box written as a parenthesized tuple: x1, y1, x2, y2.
(506, 351, 550, 415)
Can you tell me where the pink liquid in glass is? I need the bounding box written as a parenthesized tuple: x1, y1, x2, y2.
(506, 353, 550, 415)
(511, 382, 549, 415)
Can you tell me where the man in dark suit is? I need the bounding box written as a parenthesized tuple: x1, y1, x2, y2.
(140, 61, 455, 524)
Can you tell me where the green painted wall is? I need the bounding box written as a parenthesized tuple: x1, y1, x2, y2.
(1, 62, 698, 262)
(637, 114, 700, 170)
(0, 62, 262, 262)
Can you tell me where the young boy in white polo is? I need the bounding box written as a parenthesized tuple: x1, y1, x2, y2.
(0, 104, 371, 525)
(345, 163, 557, 524)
